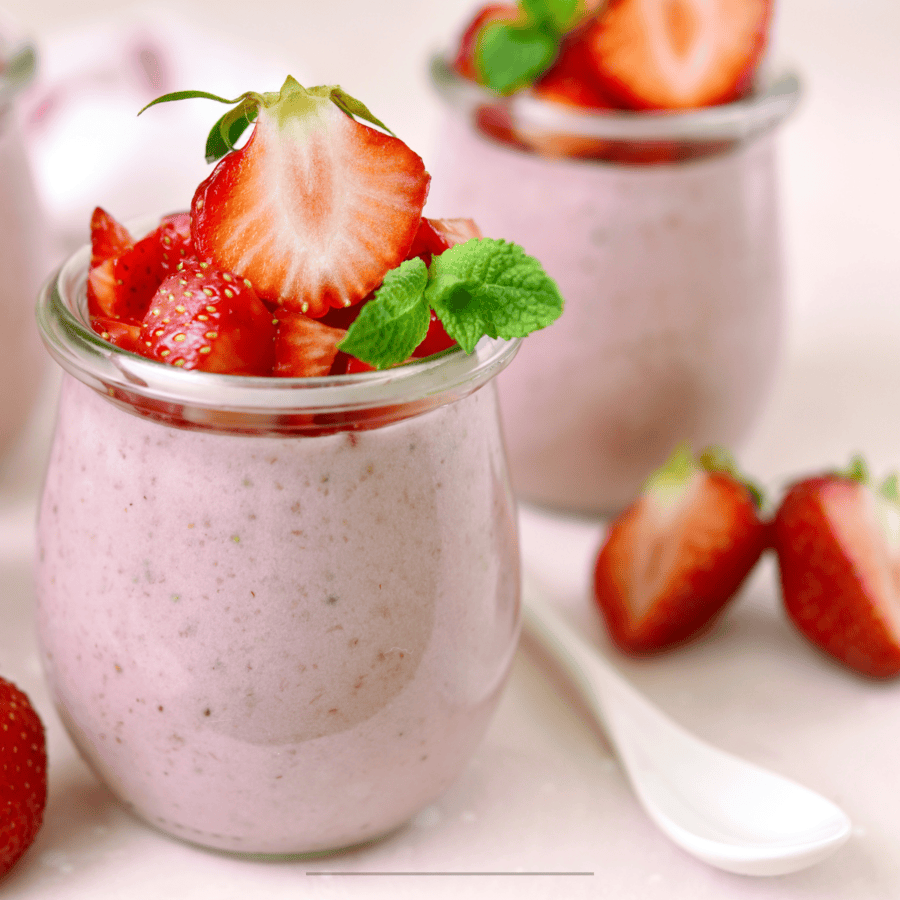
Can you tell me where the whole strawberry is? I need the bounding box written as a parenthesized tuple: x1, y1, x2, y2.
(773, 457, 900, 679)
(1, 677, 47, 878)
(593, 445, 767, 654)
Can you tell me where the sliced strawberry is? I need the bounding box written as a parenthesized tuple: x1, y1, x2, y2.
(411, 311, 456, 358)
(582, 0, 772, 110)
(773, 459, 900, 679)
(90, 206, 133, 268)
(90, 315, 142, 352)
(274, 310, 346, 377)
(407, 217, 481, 265)
(0, 677, 47, 878)
(593, 446, 766, 654)
(155, 212, 194, 276)
(191, 79, 430, 318)
(452, 3, 522, 84)
(532, 32, 616, 110)
(137, 261, 276, 375)
(87, 232, 167, 321)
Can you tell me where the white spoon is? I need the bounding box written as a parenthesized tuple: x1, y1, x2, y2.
(521, 574, 852, 876)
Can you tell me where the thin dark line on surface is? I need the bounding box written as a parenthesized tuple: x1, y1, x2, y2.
(306, 871, 595, 876)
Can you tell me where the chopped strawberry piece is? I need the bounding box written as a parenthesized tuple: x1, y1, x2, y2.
(137, 261, 276, 375)
(407, 217, 481, 265)
(90, 206, 134, 268)
(582, 0, 772, 110)
(773, 460, 900, 678)
(593, 446, 766, 654)
(155, 212, 194, 276)
(411, 311, 456, 358)
(87, 232, 166, 321)
(273, 310, 347, 377)
(90, 315, 142, 352)
(191, 81, 430, 318)
(532, 33, 616, 110)
(452, 3, 521, 83)
(0, 677, 47, 878)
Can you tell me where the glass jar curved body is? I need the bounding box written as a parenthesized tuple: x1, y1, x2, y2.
(429, 61, 800, 515)
(0, 34, 46, 458)
(34, 245, 521, 855)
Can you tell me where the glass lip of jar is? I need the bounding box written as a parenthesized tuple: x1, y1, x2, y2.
(35, 238, 521, 417)
(429, 53, 801, 144)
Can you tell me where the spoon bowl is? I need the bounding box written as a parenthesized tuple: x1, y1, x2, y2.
(521, 574, 852, 876)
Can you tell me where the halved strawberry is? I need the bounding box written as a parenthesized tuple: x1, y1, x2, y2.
(137, 261, 276, 375)
(191, 78, 430, 318)
(274, 310, 346, 377)
(1, 677, 47, 878)
(582, 0, 772, 110)
(593, 445, 766, 654)
(773, 458, 900, 679)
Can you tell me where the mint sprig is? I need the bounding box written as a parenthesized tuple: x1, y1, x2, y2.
(338, 238, 563, 368)
(475, 0, 597, 94)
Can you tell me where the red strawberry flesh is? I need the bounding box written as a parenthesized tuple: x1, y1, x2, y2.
(191, 80, 431, 318)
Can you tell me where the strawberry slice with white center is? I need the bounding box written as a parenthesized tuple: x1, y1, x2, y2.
(593, 445, 766, 654)
(190, 78, 430, 318)
(583, 0, 772, 110)
(138, 261, 276, 375)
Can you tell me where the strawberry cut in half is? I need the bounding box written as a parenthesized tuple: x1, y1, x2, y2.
(582, 0, 772, 110)
(773, 457, 900, 679)
(137, 261, 276, 375)
(1, 677, 47, 879)
(593, 445, 767, 654)
(190, 78, 431, 318)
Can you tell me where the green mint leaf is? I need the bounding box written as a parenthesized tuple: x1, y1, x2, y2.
(476, 22, 559, 95)
(337, 258, 430, 369)
(521, 0, 583, 33)
(425, 239, 563, 353)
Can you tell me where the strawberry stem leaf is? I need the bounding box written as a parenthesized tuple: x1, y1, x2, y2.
(323, 86, 395, 136)
(698, 445, 765, 508)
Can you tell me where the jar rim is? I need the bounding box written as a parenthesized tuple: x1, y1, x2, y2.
(429, 53, 801, 144)
(35, 238, 520, 432)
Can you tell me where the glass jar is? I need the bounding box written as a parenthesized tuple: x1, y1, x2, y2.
(428, 57, 801, 516)
(0, 29, 45, 459)
(34, 239, 521, 855)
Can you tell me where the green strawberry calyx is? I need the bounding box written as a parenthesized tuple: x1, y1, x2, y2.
(139, 76, 394, 164)
(646, 444, 765, 510)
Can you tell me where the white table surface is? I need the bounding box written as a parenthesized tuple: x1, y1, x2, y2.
(2, 0, 900, 897)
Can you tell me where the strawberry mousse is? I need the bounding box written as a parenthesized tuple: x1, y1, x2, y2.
(33, 77, 561, 853)
(430, 0, 799, 514)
